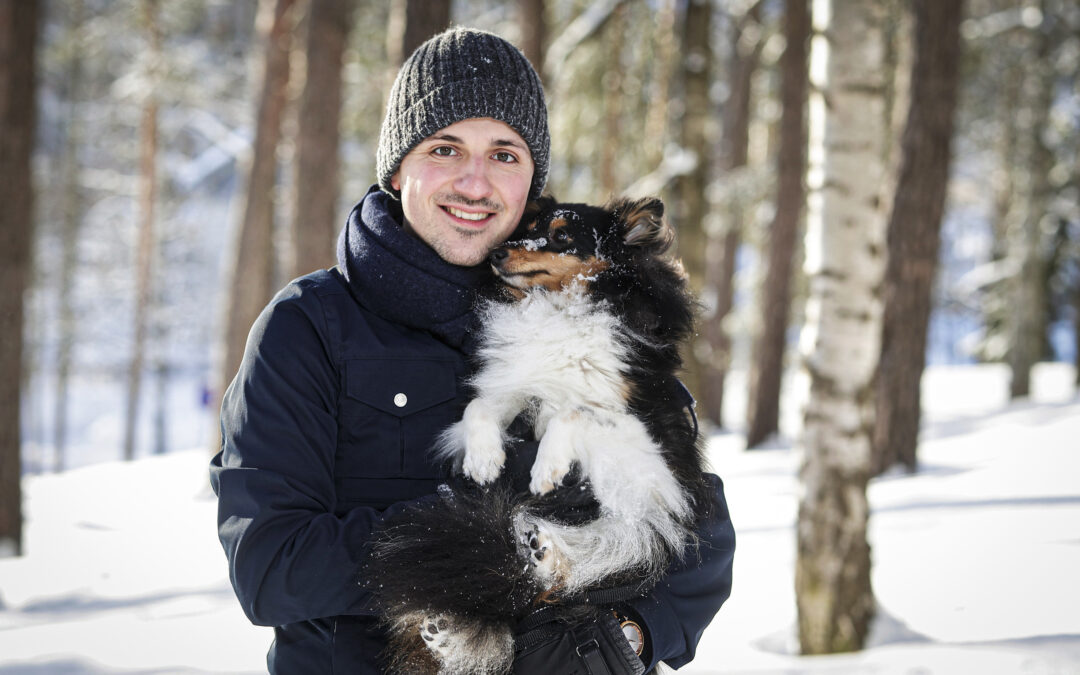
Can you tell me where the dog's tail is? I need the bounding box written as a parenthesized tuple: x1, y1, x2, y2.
(363, 477, 541, 626)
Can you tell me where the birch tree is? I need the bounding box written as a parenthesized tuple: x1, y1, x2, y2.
(796, 0, 891, 654)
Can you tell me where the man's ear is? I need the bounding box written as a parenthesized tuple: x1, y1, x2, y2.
(613, 197, 674, 254)
(390, 171, 401, 191)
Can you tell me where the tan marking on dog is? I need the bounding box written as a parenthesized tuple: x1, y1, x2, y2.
(548, 217, 569, 230)
(497, 250, 609, 291)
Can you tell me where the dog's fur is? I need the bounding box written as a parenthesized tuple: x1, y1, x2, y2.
(363, 196, 711, 674)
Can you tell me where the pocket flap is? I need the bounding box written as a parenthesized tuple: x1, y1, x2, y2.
(345, 358, 457, 417)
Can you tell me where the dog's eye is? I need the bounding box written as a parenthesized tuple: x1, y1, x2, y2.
(551, 230, 571, 244)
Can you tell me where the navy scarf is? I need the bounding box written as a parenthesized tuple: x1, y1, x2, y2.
(336, 186, 491, 351)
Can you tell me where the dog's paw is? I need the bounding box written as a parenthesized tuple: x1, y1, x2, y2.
(460, 405, 506, 485)
(461, 443, 505, 485)
(517, 521, 560, 587)
(419, 615, 454, 660)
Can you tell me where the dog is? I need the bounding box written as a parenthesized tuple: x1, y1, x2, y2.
(363, 196, 712, 674)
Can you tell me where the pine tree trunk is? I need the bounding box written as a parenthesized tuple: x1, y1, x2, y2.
(0, 0, 39, 558)
(675, 0, 712, 401)
(124, 0, 162, 462)
(699, 6, 761, 427)
(642, 0, 676, 170)
(872, 0, 963, 475)
(54, 0, 86, 473)
(518, 0, 547, 81)
(599, 3, 626, 196)
(213, 0, 297, 452)
(1008, 2, 1055, 399)
(290, 0, 353, 279)
(796, 0, 890, 654)
(387, 0, 451, 68)
(745, 0, 809, 448)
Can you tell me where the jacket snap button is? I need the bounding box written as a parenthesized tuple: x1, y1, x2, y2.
(394, 393, 407, 408)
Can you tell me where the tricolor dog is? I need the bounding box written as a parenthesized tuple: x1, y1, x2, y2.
(365, 196, 711, 674)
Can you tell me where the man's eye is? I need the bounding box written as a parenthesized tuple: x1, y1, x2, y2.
(433, 146, 457, 157)
(492, 151, 517, 163)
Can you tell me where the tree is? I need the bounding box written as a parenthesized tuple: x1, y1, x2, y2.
(387, 0, 451, 69)
(872, 0, 964, 475)
(796, 0, 891, 654)
(0, 0, 39, 557)
(673, 0, 713, 401)
(1007, 0, 1057, 399)
(698, 4, 763, 428)
(290, 0, 355, 279)
(745, 0, 809, 448)
(518, 0, 547, 81)
(123, 0, 162, 462)
(53, 0, 87, 472)
(213, 0, 298, 449)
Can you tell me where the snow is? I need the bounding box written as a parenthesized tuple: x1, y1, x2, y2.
(1, 363, 1078, 674)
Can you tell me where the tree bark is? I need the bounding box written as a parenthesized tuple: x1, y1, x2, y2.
(290, 0, 354, 279)
(518, 0, 547, 82)
(698, 6, 761, 428)
(0, 0, 39, 557)
(54, 0, 86, 473)
(213, 0, 297, 452)
(124, 0, 162, 462)
(387, 0, 451, 68)
(745, 0, 809, 448)
(872, 0, 963, 475)
(599, 3, 626, 196)
(674, 0, 712, 402)
(797, 0, 890, 654)
(1008, 0, 1055, 399)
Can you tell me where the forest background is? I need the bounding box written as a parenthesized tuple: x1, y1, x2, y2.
(0, 0, 1078, 659)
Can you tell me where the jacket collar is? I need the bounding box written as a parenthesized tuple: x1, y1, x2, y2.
(336, 186, 490, 350)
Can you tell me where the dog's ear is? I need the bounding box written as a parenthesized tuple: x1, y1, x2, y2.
(613, 197, 674, 254)
(520, 195, 557, 227)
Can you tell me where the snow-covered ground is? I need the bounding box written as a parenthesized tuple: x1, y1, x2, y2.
(0, 363, 1077, 674)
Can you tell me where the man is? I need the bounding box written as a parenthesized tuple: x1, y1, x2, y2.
(210, 27, 734, 674)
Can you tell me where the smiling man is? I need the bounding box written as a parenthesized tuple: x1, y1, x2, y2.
(210, 27, 733, 675)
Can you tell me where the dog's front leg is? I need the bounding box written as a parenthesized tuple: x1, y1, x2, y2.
(458, 398, 509, 484)
(530, 407, 583, 494)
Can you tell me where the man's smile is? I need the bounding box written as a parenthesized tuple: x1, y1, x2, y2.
(442, 205, 493, 223)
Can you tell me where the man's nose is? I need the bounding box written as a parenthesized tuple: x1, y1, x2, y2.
(455, 157, 494, 199)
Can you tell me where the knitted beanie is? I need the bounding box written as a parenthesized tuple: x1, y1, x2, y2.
(376, 27, 550, 200)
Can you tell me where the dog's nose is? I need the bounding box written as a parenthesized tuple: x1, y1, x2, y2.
(489, 248, 509, 265)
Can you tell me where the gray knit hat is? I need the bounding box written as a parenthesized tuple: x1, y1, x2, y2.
(377, 27, 550, 200)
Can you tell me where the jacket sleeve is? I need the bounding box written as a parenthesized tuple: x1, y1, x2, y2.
(209, 281, 420, 627)
(630, 473, 735, 670)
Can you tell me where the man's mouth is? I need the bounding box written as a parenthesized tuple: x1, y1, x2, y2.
(443, 205, 493, 223)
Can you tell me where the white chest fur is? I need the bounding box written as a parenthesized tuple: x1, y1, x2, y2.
(470, 287, 632, 423)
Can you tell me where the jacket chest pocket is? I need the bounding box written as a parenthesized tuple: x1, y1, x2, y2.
(338, 358, 462, 480)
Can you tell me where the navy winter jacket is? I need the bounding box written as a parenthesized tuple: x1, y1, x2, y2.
(210, 187, 735, 673)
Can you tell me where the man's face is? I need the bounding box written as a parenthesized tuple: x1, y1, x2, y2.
(391, 118, 535, 267)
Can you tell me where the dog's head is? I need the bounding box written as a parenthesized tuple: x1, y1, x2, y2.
(489, 195, 675, 293)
